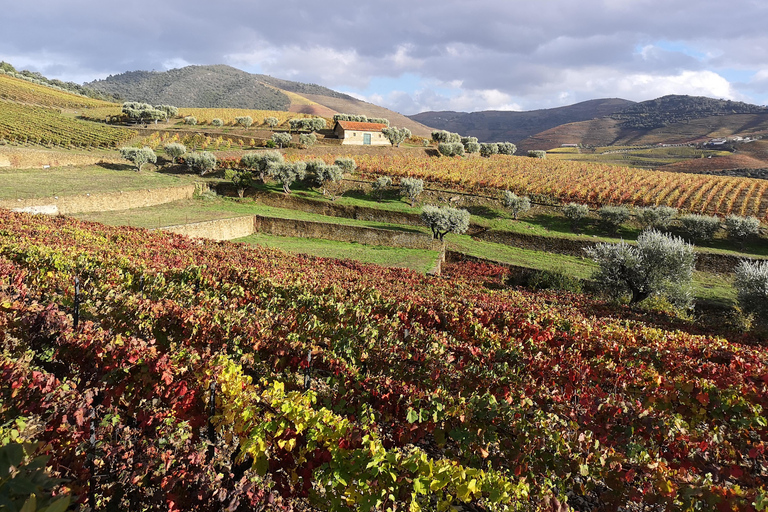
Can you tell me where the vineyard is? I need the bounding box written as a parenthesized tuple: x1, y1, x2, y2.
(341, 153, 768, 220)
(1, 211, 766, 511)
(0, 74, 116, 109)
(0, 101, 135, 148)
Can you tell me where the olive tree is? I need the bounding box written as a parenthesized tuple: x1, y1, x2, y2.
(438, 142, 465, 157)
(400, 177, 424, 207)
(154, 104, 178, 121)
(235, 116, 253, 128)
(299, 133, 317, 146)
(163, 142, 186, 164)
(306, 160, 343, 197)
(122, 102, 164, 124)
(372, 176, 392, 201)
(421, 205, 471, 241)
(679, 214, 721, 242)
(725, 215, 760, 246)
(119, 146, 156, 171)
(461, 137, 480, 154)
(497, 142, 517, 155)
(211, 118, 224, 127)
(637, 206, 677, 230)
(184, 116, 198, 125)
(527, 150, 546, 158)
(241, 150, 284, 182)
(264, 117, 279, 128)
(334, 157, 356, 173)
(431, 130, 450, 144)
(382, 126, 411, 147)
(503, 191, 531, 220)
(271, 132, 292, 148)
(734, 259, 768, 325)
(598, 205, 631, 234)
(479, 143, 499, 158)
(563, 202, 589, 231)
(586, 229, 696, 307)
(185, 151, 217, 176)
(224, 169, 253, 198)
(268, 161, 306, 194)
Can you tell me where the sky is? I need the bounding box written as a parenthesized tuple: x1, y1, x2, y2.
(2, 0, 767, 115)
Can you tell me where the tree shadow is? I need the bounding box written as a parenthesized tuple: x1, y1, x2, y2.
(97, 162, 135, 172)
(464, 205, 499, 219)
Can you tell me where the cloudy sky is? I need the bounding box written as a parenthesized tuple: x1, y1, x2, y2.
(2, 0, 767, 114)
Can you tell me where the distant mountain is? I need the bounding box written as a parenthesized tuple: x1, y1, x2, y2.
(87, 65, 291, 110)
(408, 98, 635, 143)
(518, 95, 768, 151)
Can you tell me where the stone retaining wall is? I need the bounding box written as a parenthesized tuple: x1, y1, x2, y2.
(2, 184, 203, 215)
(252, 215, 444, 251)
(161, 216, 255, 241)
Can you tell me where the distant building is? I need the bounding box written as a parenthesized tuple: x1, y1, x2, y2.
(333, 121, 389, 146)
(561, 143, 578, 147)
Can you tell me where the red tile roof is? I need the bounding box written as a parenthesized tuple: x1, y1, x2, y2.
(335, 121, 387, 131)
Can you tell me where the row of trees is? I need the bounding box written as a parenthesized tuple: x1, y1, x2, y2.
(121, 102, 178, 124)
(225, 151, 357, 196)
(333, 113, 390, 126)
(431, 130, 518, 158)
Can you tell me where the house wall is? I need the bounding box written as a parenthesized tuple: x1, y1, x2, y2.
(336, 127, 389, 146)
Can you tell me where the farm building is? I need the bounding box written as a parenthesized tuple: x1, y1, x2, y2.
(333, 121, 389, 146)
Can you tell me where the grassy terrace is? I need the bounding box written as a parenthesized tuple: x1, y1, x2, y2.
(0, 164, 199, 200)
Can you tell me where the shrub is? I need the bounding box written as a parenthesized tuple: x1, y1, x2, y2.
(734, 259, 768, 326)
(562, 202, 589, 231)
(400, 177, 424, 207)
(211, 118, 224, 127)
(271, 133, 292, 148)
(185, 151, 217, 176)
(725, 215, 760, 245)
(299, 133, 317, 146)
(527, 150, 546, 158)
(163, 142, 186, 164)
(637, 206, 677, 230)
(586, 229, 696, 307)
(334, 157, 356, 173)
(235, 116, 253, 128)
(502, 191, 531, 219)
(678, 214, 721, 242)
(420, 205, 470, 240)
(598, 205, 631, 234)
(119, 146, 156, 172)
(526, 268, 582, 293)
(184, 116, 197, 125)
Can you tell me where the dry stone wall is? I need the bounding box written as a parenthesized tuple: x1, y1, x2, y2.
(2, 184, 201, 215)
(161, 216, 255, 241)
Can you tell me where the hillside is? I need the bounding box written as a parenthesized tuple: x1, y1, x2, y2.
(408, 98, 634, 143)
(519, 111, 768, 152)
(85, 65, 434, 136)
(87, 65, 292, 110)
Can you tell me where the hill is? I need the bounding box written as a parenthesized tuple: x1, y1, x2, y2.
(86, 64, 434, 137)
(87, 65, 292, 110)
(408, 98, 635, 143)
(518, 111, 768, 152)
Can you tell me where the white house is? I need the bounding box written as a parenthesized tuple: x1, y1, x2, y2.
(333, 121, 389, 146)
